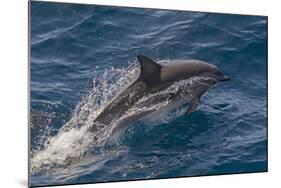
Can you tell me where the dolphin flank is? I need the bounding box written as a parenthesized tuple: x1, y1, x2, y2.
(90, 55, 230, 132)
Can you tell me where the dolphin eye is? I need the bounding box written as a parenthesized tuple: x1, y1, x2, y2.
(215, 70, 224, 77)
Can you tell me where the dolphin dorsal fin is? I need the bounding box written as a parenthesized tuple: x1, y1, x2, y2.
(137, 55, 162, 77)
(137, 55, 162, 86)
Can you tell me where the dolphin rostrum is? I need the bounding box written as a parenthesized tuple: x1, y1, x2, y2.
(90, 55, 230, 132)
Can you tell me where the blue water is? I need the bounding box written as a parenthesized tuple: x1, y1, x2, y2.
(30, 1, 267, 187)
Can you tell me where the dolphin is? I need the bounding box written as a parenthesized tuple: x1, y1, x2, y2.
(89, 55, 230, 132)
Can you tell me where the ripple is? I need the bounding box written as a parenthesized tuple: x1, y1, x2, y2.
(30, 2, 267, 186)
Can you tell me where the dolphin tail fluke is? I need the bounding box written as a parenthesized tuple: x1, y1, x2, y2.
(137, 55, 162, 86)
(185, 98, 199, 115)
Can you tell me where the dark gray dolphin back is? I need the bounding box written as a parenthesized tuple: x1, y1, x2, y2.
(161, 60, 218, 82)
(137, 55, 220, 85)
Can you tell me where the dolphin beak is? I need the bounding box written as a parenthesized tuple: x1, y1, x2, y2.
(220, 75, 231, 82)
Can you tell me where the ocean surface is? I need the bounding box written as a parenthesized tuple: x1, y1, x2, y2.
(30, 2, 267, 187)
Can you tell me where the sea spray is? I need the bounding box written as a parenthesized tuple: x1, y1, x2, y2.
(31, 61, 140, 173)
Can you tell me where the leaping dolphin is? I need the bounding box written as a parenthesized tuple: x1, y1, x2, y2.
(90, 55, 230, 132)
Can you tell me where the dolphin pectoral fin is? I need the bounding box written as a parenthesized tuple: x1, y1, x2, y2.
(137, 55, 162, 86)
(185, 98, 199, 115)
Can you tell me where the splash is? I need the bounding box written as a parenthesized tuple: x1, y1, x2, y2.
(31, 60, 212, 174)
(31, 61, 140, 173)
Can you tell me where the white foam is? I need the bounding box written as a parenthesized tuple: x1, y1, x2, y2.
(31, 61, 139, 173)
